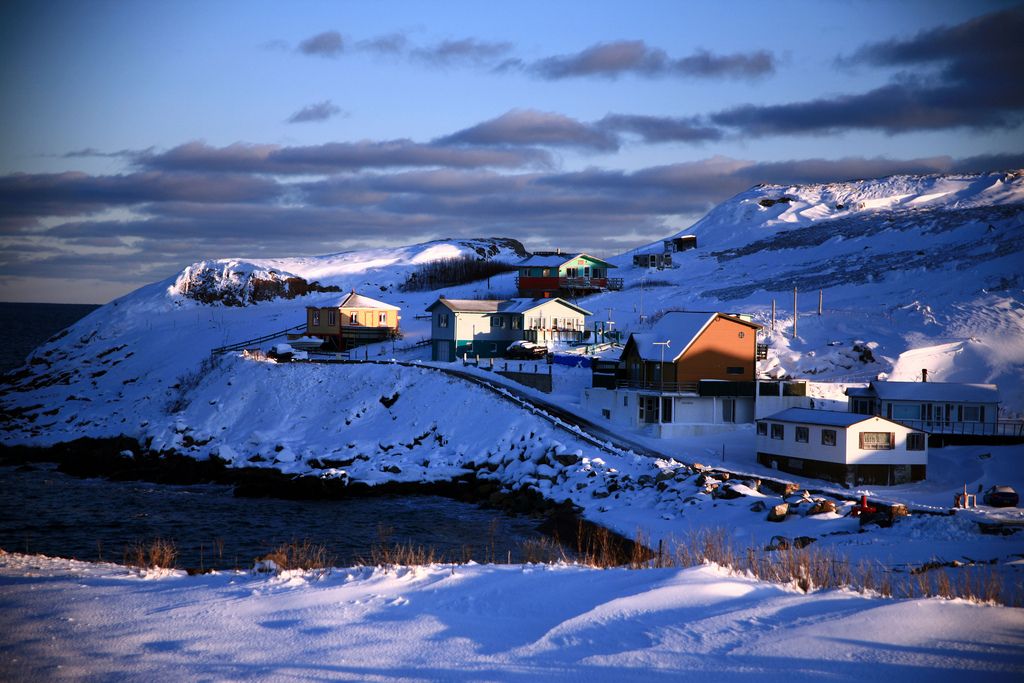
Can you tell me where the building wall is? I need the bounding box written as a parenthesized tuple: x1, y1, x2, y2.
(755, 416, 927, 467)
(581, 387, 755, 435)
(675, 316, 757, 382)
(338, 306, 399, 330)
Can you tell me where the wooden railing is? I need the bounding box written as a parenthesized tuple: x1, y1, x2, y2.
(210, 324, 306, 355)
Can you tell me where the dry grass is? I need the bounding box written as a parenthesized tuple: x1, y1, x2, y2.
(124, 538, 178, 570)
(259, 539, 334, 573)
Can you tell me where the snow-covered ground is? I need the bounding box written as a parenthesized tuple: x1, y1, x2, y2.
(2, 551, 1022, 682)
(2, 171, 1024, 677)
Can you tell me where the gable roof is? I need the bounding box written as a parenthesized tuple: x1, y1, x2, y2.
(426, 297, 592, 316)
(847, 381, 1000, 404)
(761, 408, 912, 429)
(627, 311, 760, 362)
(517, 252, 616, 269)
(310, 291, 399, 310)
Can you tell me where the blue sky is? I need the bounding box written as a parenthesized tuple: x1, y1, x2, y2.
(1, 0, 1022, 303)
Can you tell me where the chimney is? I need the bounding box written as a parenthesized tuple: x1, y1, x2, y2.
(921, 368, 928, 382)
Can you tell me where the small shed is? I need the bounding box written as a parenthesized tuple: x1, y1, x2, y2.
(756, 408, 927, 485)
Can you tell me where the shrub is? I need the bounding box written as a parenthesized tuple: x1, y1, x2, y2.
(399, 256, 516, 292)
(124, 538, 178, 569)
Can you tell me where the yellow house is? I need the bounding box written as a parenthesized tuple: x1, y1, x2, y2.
(304, 290, 401, 350)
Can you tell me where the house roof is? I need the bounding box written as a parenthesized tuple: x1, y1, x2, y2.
(627, 311, 761, 362)
(517, 252, 616, 269)
(761, 408, 900, 429)
(846, 381, 1000, 404)
(426, 297, 591, 316)
(335, 291, 399, 310)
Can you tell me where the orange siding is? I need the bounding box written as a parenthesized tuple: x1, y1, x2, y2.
(674, 316, 755, 381)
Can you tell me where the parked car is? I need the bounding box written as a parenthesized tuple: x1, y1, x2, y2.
(506, 340, 548, 359)
(983, 486, 1019, 508)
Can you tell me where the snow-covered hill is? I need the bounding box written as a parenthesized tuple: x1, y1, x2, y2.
(2, 171, 1022, 453)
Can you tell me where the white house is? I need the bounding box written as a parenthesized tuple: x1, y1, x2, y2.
(756, 408, 928, 485)
(846, 381, 1000, 435)
(426, 296, 591, 362)
(581, 311, 809, 437)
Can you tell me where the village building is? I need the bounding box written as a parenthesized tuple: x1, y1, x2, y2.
(756, 407, 928, 485)
(515, 252, 623, 298)
(582, 311, 807, 437)
(632, 236, 696, 269)
(426, 296, 591, 362)
(303, 291, 400, 351)
(846, 380, 999, 431)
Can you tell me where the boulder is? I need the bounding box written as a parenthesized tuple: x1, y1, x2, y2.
(749, 500, 767, 513)
(767, 502, 789, 522)
(807, 500, 837, 516)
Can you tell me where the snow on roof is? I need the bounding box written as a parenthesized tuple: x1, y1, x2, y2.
(629, 311, 759, 362)
(428, 297, 592, 316)
(335, 291, 399, 310)
(864, 381, 999, 403)
(760, 408, 887, 428)
(517, 253, 616, 269)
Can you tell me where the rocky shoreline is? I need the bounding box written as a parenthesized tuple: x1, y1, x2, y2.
(0, 436, 645, 564)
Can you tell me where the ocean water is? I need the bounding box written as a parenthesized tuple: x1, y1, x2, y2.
(0, 465, 549, 568)
(0, 301, 100, 374)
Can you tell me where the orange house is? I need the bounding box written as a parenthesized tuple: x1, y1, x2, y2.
(620, 311, 762, 390)
(304, 290, 400, 351)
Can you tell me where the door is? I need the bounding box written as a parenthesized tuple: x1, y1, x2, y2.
(436, 340, 451, 362)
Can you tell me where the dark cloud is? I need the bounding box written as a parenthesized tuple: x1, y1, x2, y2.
(529, 40, 774, 80)
(598, 114, 723, 143)
(357, 32, 409, 55)
(438, 110, 619, 151)
(286, 100, 345, 124)
(0, 171, 282, 220)
(61, 147, 149, 159)
(138, 140, 551, 174)
(410, 38, 513, 66)
(5, 151, 1021, 301)
(713, 7, 1024, 135)
(298, 30, 344, 57)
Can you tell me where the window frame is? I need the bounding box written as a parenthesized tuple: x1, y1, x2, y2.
(311, 310, 320, 326)
(795, 426, 809, 443)
(821, 429, 837, 447)
(770, 423, 784, 440)
(906, 432, 926, 451)
(859, 431, 894, 450)
(756, 421, 768, 436)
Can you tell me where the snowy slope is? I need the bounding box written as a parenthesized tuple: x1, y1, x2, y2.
(2, 171, 1022, 454)
(2, 552, 1022, 682)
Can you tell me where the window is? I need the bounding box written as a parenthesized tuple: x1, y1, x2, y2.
(722, 398, 736, 423)
(892, 404, 921, 420)
(661, 397, 673, 423)
(757, 422, 767, 436)
(378, 312, 387, 326)
(726, 366, 744, 375)
(311, 310, 320, 326)
(821, 429, 836, 446)
(907, 433, 925, 451)
(962, 406, 981, 422)
(512, 317, 521, 330)
(771, 424, 784, 440)
(860, 432, 894, 450)
(349, 312, 358, 324)
(494, 316, 504, 328)
(795, 426, 809, 443)
(438, 313, 449, 328)
(623, 394, 629, 407)
(327, 310, 336, 326)
(552, 317, 558, 329)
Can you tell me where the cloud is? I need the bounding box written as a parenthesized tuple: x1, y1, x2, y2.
(0, 171, 282, 220)
(5, 151, 1021, 302)
(598, 114, 723, 143)
(138, 140, 551, 174)
(357, 32, 409, 55)
(712, 7, 1024, 135)
(410, 38, 513, 66)
(438, 110, 619, 151)
(286, 100, 345, 124)
(298, 30, 344, 57)
(529, 40, 774, 80)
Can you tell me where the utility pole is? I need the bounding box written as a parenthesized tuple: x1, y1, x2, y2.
(653, 340, 671, 394)
(818, 289, 823, 316)
(771, 299, 776, 333)
(792, 287, 798, 340)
